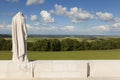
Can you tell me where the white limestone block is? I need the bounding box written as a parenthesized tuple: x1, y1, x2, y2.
(0, 61, 9, 73)
(0, 61, 11, 78)
(77, 62, 88, 78)
(0, 60, 32, 79)
(53, 63, 77, 72)
(34, 61, 53, 72)
(90, 60, 120, 77)
(34, 60, 87, 78)
(7, 62, 32, 78)
(36, 72, 82, 78)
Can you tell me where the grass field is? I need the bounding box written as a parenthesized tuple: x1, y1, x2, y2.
(27, 37, 85, 42)
(4, 36, 120, 43)
(0, 50, 120, 60)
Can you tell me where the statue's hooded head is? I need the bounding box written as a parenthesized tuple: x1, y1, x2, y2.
(17, 11, 24, 17)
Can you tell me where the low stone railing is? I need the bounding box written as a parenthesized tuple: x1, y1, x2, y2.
(0, 60, 120, 79)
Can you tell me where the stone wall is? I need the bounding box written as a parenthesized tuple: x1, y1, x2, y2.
(0, 60, 120, 79)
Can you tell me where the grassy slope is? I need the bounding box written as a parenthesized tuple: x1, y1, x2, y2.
(0, 50, 120, 60)
(0, 51, 12, 60)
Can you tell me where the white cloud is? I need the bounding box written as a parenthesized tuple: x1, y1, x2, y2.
(0, 23, 12, 34)
(113, 22, 120, 28)
(30, 15, 38, 21)
(0, 24, 11, 30)
(92, 25, 109, 32)
(41, 26, 57, 31)
(26, 0, 44, 6)
(28, 22, 76, 34)
(40, 10, 55, 23)
(52, 4, 67, 15)
(6, 0, 18, 2)
(51, 4, 93, 23)
(68, 7, 94, 23)
(26, 24, 33, 29)
(96, 12, 113, 21)
(114, 17, 120, 22)
(64, 25, 75, 31)
(111, 22, 120, 32)
(34, 22, 40, 26)
(90, 22, 120, 34)
(0, 23, 34, 33)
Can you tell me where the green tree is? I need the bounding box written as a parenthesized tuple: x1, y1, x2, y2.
(90, 40, 101, 50)
(40, 39, 50, 51)
(61, 38, 72, 51)
(5, 40, 12, 50)
(80, 41, 90, 50)
(61, 38, 80, 51)
(49, 39, 60, 51)
(72, 39, 80, 50)
(32, 39, 50, 51)
(0, 38, 6, 50)
(27, 42, 34, 51)
(32, 40, 43, 51)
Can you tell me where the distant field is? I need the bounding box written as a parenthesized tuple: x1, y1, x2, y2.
(0, 50, 120, 60)
(27, 37, 89, 42)
(4, 36, 120, 42)
(4, 37, 85, 42)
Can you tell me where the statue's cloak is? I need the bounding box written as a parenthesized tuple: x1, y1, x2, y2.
(12, 12, 28, 62)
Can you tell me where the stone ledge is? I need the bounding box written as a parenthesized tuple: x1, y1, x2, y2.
(1, 60, 120, 79)
(90, 60, 120, 77)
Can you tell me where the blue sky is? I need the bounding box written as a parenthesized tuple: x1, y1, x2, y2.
(1, 0, 120, 35)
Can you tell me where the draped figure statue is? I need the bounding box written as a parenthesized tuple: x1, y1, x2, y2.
(12, 12, 28, 63)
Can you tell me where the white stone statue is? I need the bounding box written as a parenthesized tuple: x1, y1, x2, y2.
(12, 12, 28, 63)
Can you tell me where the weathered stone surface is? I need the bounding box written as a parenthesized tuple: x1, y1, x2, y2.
(1, 60, 120, 79)
(34, 60, 87, 78)
(0, 61, 32, 79)
(90, 60, 120, 77)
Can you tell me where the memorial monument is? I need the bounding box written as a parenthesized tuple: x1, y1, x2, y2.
(12, 12, 28, 63)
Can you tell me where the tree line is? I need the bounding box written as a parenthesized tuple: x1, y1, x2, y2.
(0, 38, 120, 51)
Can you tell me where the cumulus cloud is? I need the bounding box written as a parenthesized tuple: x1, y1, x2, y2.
(26, 24, 33, 29)
(92, 25, 109, 32)
(114, 17, 120, 22)
(90, 21, 120, 34)
(30, 15, 38, 21)
(40, 10, 55, 23)
(29, 24, 57, 32)
(51, 4, 67, 15)
(51, 4, 93, 23)
(96, 12, 113, 21)
(68, 7, 94, 23)
(38, 26, 57, 31)
(111, 22, 120, 32)
(0, 23, 32, 31)
(0, 23, 11, 30)
(6, 0, 18, 2)
(113, 22, 120, 27)
(26, 0, 44, 6)
(64, 25, 75, 31)
(0, 23, 12, 34)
